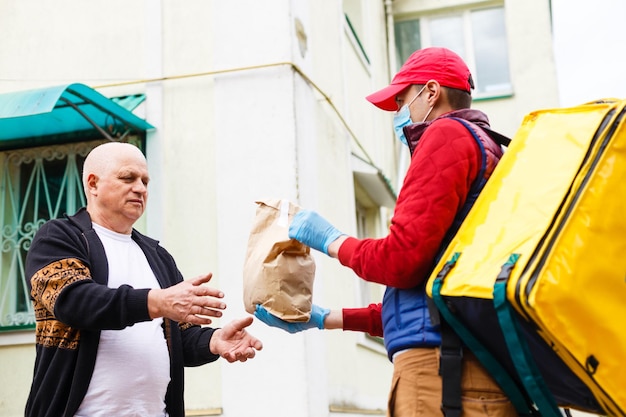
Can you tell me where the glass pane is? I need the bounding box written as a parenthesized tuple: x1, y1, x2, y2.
(394, 19, 421, 69)
(471, 7, 511, 94)
(343, 0, 363, 41)
(430, 15, 466, 59)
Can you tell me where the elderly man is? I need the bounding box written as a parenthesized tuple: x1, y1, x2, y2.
(25, 141, 262, 417)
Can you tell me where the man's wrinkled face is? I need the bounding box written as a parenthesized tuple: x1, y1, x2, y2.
(93, 153, 150, 225)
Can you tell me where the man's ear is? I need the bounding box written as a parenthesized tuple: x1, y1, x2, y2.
(425, 80, 441, 104)
(86, 173, 99, 196)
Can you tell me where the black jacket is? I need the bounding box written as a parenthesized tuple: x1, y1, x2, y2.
(25, 208, 219, 417)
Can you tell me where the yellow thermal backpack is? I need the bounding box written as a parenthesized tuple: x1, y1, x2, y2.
(426, 99, 626, 417)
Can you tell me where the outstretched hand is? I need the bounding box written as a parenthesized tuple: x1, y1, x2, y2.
(210, 316, 263, 363)
(147, 273, 226, 325)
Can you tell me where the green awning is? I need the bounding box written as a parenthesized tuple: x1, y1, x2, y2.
(0, 83, 154, 149)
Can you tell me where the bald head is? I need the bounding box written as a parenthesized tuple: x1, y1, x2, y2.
(82, 142, 147, 194)
(82, 142, 150, 233)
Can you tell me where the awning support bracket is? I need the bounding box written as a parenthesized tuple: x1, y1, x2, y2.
(57, 95, 134, 142)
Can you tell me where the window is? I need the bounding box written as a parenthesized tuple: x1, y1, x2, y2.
(394, 6, 511, 97)
(354, 200, 386, 349)
(344, 0, 370, 65)
(0, 137, 142, 332)
(395, 19, 422, 70)
(351, 156, 395, 349)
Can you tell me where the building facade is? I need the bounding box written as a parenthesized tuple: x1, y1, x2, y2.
(0, 1, 579, 416)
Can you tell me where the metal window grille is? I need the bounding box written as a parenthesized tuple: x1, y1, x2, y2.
(0, 138, 140, 331)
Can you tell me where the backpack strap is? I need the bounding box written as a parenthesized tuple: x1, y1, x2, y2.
(439, 320, 463, 417)
(434, 118, 492, 260)
(493, 254, 562, 417)
(481, 125, 512, 147)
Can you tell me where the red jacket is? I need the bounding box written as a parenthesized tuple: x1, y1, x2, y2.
(339, 109, 503, 339)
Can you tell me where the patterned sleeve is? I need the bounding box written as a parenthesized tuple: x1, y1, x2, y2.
(30, 258, 92, 349)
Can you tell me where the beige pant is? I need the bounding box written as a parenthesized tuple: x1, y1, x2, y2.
(388, 347, 517, 417)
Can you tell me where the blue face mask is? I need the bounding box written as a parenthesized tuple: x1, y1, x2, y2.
(393, 105, 413, 146)
(392, 85, 428, 147)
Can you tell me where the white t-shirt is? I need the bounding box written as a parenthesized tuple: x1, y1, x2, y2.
(75, 223, 171, 417)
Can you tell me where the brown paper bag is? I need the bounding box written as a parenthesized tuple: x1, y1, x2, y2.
(243, 199, 315, 322)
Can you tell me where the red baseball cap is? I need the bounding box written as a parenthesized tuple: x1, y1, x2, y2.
(366, 47, 474, 111)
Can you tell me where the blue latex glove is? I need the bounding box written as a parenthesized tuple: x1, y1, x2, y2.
(254, 304, 330, 334)
(288, 209, 344, 255)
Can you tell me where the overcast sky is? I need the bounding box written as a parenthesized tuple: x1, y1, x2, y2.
(551, 0, 626, 106)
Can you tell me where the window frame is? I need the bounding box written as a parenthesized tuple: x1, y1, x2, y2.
(394, 5, 513, 100)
